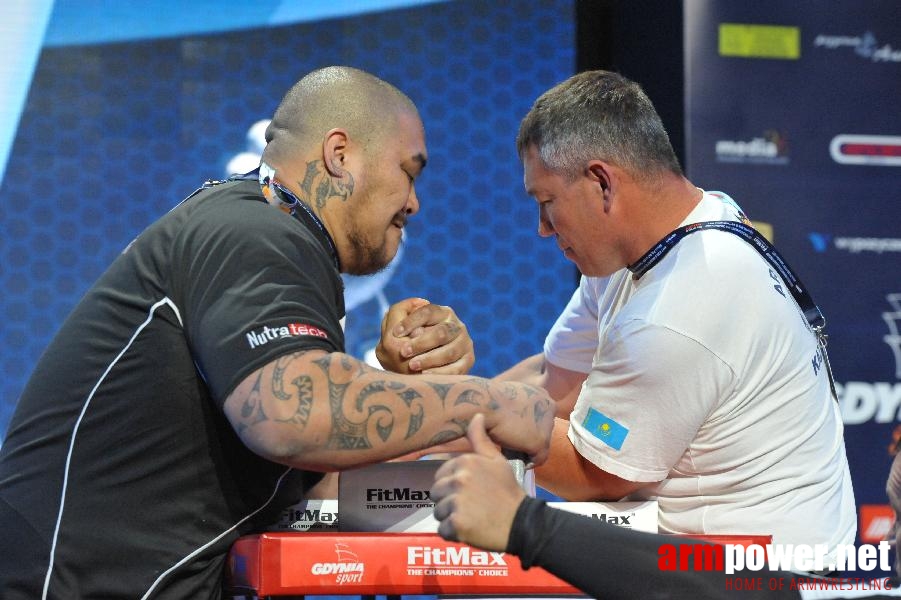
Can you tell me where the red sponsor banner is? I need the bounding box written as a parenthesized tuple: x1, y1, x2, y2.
(225, 532, 771, 596)
(226, 532, 581, 596)
(859, 504, 895, 544)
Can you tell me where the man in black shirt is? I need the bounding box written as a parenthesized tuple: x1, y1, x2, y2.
(0, 66, 554, 599)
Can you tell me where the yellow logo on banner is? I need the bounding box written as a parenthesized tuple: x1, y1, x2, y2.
(719, 24, 800, 60)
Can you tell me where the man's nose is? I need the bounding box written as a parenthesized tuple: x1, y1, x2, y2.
(538, 210, 554, 237)
(406, 185, 420, 215)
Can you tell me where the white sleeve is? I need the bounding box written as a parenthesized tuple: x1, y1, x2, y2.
(568, 320, 735, 483)
(543, 276, 605, 374)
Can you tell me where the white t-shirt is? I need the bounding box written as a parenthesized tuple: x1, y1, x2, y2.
(545, 192, 856, 556)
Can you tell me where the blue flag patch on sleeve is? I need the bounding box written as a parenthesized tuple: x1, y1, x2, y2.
(582, 407, 629, 451)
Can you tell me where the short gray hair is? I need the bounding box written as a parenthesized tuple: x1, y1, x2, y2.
(516, 70, 682, 183)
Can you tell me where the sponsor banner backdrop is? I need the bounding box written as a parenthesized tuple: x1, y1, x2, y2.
(685, 0, 901, 520)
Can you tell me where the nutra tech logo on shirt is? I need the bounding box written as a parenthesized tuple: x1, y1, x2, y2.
(246, 323, 329, 348)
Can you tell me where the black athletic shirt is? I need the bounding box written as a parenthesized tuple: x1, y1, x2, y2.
(0, 178, 343, 599)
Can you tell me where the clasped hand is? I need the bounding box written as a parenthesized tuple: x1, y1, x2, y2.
(376, 297, 475, 375)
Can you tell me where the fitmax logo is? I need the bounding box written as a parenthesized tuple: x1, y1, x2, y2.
(285, 508, 339, 531)
(407, 546, 507, 566)
(588, 513, 634, 526)
(366, 487, 431, 502)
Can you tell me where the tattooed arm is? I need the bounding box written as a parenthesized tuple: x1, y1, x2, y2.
(495, 353, 587, 418)
(223, 349, 554, 471)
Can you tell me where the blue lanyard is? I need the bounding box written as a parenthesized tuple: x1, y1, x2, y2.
(198, 165, 342, 271)
(257, 162, 341, 271)
(628, 220, 838, 401)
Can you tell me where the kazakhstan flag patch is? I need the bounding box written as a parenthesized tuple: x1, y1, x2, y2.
(582, 408, 629, 451)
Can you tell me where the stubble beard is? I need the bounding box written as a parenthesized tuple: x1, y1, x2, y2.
(344, 226, 393, 276)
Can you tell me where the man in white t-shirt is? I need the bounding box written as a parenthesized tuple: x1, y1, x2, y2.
(496, 69, 856, 560)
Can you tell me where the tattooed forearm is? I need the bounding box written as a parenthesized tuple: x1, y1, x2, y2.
(241, 351, 550, 464)
(406, 403, 424, 439)
(328, 378, 370, 449)
(260, 353, 317, 429)
(315, 354, 393, 450)
(271, 375, 314, 429)
(356, 381, 408, 411)
(396, 387, 422, 408)
(357, 381, 388, 411)
(229, 349, 552, 470)
(368, 405, 394, 442)
(271, 356, 294, 401)
(533, 397, 551, 426)
(238, 373, 269, 434)
(501, 383, 522, 415)
(427, 382, 454, 406)
(428, 417, 469, 446)
(312, 354, 475, 452)
(453, 388, 482, 407)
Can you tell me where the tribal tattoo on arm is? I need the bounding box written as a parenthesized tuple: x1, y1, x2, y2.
(307, 357, 506, 453)
(232, 350, 549, 465)
(237, 353, 316, 435)
(313, 355, 427, 450)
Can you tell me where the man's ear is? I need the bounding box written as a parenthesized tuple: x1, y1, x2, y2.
(587, 161, 612, 194)
(322, 128, 349, 177)
(587, 161, 614, 212)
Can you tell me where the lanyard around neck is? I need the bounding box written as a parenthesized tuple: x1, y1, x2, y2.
(258, 162, 341, 271)
(628, 220, 838, 402)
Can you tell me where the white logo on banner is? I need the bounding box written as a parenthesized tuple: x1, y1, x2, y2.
(311, 542, 365, 584)
(830, 134, 901, 167)
(814, 31, 901, 63)
(715, 131, 789, 164)
(808, 232, 901, 253)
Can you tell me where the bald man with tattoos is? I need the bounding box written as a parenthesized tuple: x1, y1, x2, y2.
(0, 66, 554, 600)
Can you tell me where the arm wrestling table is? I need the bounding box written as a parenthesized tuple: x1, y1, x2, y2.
(224, 531, 772, 599)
